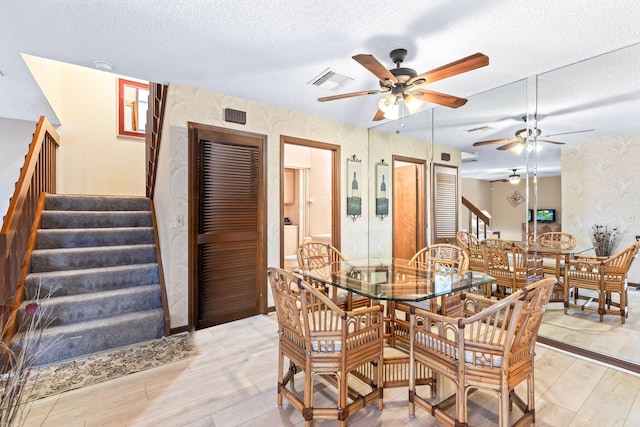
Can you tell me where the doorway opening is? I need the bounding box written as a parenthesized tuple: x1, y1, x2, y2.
(280, 136, 340, 271)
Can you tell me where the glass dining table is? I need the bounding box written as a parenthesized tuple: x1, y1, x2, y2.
(294, 257, 495, 389)
(294, 257, 495, 303)
(522, 243, 591, 303)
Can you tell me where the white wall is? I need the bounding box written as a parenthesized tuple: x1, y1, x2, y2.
(562, 132, 640, 281)
(24, 55, 146, 196)
(0, 117, 38, 219)
(489, 180, 528, 241)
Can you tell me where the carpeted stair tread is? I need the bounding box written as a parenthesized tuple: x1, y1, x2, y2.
(45, 194, 151, 211)
(12, 193, 166, 367)
(20, 285, 162, 327)
(36, 227, 155, 249)
(24, 263, 160, 299)
(41, 211, 152, 229)
(30, 244, 157, 273)
(13, 309, 166, 367)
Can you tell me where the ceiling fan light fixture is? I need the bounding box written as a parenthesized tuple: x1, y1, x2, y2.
(377, 93, 396, 113)
(508, 169, 521, 184)
(511, 143, 525, 155)
(515, 128, 531, 139)
(383, 101, 401, 120)
(403, 93, 423, 114)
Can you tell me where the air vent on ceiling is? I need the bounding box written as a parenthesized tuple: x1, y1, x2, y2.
(308, 68, 353, 90)
(465, 125, 493, 133)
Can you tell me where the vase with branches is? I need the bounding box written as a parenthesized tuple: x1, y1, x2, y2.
(590, 224, 622, 257)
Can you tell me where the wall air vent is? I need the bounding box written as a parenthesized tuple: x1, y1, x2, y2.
(308, 68, 354, 90)
(224, 108, 246, 125)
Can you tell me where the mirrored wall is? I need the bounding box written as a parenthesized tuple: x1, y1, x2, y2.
(367, 42, 640, 366)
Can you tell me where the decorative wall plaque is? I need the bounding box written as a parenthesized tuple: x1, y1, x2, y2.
(346, 155, 362, 221)
(507, 190, 525, 207)
(375, 159, 389, 220)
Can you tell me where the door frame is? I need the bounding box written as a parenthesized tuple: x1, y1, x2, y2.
(188, 122, 268, 329)
(392, 155, 426, 258)
(280, 135, 341, 267)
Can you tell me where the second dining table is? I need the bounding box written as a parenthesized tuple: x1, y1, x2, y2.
(294, 257, 495, 388)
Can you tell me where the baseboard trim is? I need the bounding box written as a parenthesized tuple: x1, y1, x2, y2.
(170, 325, 191, 335)
(537, 336, 640, 374)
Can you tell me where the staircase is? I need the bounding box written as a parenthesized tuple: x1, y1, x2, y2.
(12, 194, 166, 367)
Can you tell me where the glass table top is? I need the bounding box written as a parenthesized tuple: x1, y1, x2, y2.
(294, 257, 495, 302)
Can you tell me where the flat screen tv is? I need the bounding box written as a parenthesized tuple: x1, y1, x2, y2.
(536, 209, 556, 223)
(527, 209, 556, 222)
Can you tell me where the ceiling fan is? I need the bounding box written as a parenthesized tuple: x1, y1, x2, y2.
(317, 49, 489, 121)
(472, 117, 595, 152)
(491, 169, 522, 184)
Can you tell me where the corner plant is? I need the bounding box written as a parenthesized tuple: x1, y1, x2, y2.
(590, 224, 621, 257)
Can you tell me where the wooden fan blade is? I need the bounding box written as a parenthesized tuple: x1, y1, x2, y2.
(497, 141, 524, 151)
(490, 178, 508, 183)
(409, 52, 489, 86)
(411, 89, 467, 108)
(538, 139, 565, 145)
(373, 109, 386, 121)
(318, 90, 382, 102)
(543, 129, 595, 137)
(472, 138, 514, 147)
(352, 54, 398, 84)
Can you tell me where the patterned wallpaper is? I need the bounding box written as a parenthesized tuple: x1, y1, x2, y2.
(562, 132, 640, 281)
(155, 82, 369, 328)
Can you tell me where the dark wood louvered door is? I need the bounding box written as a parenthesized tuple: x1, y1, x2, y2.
(189, 123, 266, 329)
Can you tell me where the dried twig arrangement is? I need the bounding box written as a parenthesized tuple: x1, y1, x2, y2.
(1, 285, 58, 426)
(590, 224, 621, 257)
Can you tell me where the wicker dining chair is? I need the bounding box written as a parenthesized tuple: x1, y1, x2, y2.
(456, 231, 486, 272)
(391, 244, 469, 347)
(481, 238, 544, 299)
(267, 267, 384, 426)
(408, 277, 556, 427)
(565, 241, 640, 323)
(297, 240, 369, 310)
(535, 231, 577, 302)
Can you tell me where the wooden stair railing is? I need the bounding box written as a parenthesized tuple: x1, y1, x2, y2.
(1, 116, 59, 310)
(461, 196, 491, 239)
(146, 83, 168, 199)
(145, 82, 171, 335)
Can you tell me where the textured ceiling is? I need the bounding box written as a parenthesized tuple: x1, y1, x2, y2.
(2, 1, 640, 179)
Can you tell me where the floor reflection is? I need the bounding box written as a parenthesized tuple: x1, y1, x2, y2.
(539, 287, 640, 365)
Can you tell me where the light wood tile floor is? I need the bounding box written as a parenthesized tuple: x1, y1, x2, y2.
(22, 313, 640, 426)
(540, 287, 640, 364)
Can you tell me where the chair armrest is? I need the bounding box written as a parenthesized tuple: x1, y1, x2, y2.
(348, 303, 384, 316)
